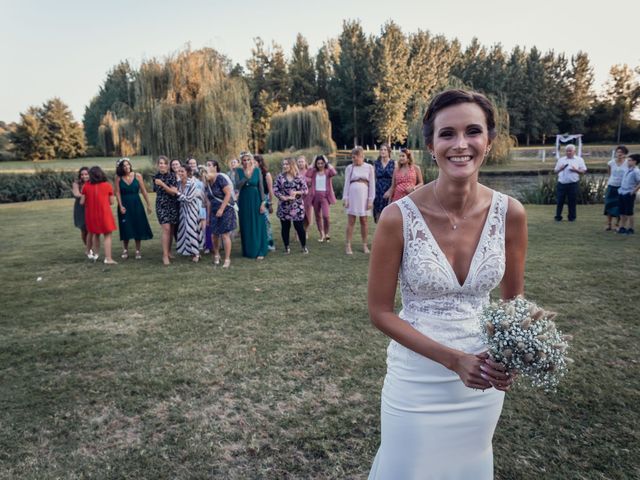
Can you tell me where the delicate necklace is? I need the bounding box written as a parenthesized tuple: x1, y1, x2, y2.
(432, 181, 473, 230)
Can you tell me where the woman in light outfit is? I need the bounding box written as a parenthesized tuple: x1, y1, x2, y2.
(343, 146, 375, 255)
(367, 89, 527, 479)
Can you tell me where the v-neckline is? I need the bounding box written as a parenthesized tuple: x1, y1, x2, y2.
(405, 191, 497, 289)
(121, 174, 135, 186)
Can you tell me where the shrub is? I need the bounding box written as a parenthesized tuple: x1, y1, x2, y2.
(519, 174, 607, 205)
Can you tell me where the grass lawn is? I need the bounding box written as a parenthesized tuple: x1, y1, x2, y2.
(0, 199, 638, 479)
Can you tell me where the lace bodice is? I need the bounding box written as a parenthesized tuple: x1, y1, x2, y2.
(394, 191, 508, 353)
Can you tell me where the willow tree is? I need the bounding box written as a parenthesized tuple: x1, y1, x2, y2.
(97, 105, 141, 157)
(267, 101, 336, 152)
(133, 48, 251, 160)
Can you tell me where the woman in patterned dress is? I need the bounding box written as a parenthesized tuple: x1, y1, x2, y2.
(155, 164, 201, 262)
(274, 158, 309, 254)
(114, 158, 153, 260)
(385, 148, 424, 202)
(367, 90, 527, 479)
(204, 167, 237, 268)
(153, 156, 179, 265)
(373, 144, 394, 223)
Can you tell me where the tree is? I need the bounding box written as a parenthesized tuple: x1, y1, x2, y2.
(405, 31, 460, 146)
(83, 61, 135, 148)
(331, 19, 374, 147)
(10, 100, 85, 161)
(562, 51, 595, 133)
(134, 48, 251, 160)
(604, 64, 640, 142)
(503, 46, 527, 138)
(40, 98, 86, 158)
(289, 33, 317, 106)
(266, 42, 290, 107)
(315, 40, 339, 103)
(371, 21, 411, 144)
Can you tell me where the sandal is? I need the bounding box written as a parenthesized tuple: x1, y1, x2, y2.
(121, 249, 129, 259)
(192, 255, 200, 263)
(213, 254, 221, 265)
(135, 250, 142, 260)
(222, 259, 231, 268)
(345, 244, 353, 255)
(103, 258, 118, 265)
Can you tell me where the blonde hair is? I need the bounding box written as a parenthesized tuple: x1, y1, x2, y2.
(283, 157, 299, 176)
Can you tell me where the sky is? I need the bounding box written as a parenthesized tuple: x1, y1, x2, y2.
(2, 0, 639, 123)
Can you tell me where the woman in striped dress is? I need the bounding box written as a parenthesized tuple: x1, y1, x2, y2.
(156, 163, 202, 262)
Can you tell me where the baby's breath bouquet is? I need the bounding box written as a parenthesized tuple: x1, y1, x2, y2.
(479, 296, 572, 391)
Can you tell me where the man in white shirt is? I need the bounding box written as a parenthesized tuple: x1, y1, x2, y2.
(554, 144, 587, 221)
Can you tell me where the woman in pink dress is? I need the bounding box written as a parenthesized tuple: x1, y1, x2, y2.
(386, 148, 424, 202)
(343, 146, 375, 255)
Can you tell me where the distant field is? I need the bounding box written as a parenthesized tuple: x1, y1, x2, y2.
(0, 156, 153, 173)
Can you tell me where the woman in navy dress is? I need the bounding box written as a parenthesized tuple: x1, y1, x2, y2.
(373, 144, 395, 223)
(205, 168, 237, 268)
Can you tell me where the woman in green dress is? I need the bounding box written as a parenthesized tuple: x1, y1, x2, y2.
(236, 152, 269, 259)
(114, 158, 154, 259)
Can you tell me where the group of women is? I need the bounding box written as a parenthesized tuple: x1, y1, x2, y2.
(71, 146, 428, 265)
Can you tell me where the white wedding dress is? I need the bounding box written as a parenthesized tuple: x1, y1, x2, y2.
(369, 191, 508, 480)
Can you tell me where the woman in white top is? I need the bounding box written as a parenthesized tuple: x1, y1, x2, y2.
(604, 145, 628, 230)
(367, 89, 527, 479)
(343, 146, 375, 254)
(306, 155, 337, 242)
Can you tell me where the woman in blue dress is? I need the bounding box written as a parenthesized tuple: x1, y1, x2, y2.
(373, 144, 395, 223)
(205, 168, 237, 268)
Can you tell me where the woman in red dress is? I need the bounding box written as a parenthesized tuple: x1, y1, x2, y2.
(385, 148, 424, 202)
(81, 166, 118, 264)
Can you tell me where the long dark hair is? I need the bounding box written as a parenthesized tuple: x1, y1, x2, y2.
(88, 166, 108, 184)
(116, 158, 132, 177)
(254, 154, 268, 176)
(77, 167, 89, 185)
(422, 89, 497, 146)
(313, 155, 328, 171)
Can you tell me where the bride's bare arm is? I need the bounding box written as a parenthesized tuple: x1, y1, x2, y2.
(368, 204, 491, 389)
(501, 197, 528, 300)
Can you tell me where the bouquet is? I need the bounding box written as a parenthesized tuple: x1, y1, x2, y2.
(479, 296, 572, 391)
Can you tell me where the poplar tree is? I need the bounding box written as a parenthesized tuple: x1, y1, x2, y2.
(331, 19, 373, 147)
(289, 33, 317, 106)
(371, 21, 411, 144)
(563, 51, 595, 132)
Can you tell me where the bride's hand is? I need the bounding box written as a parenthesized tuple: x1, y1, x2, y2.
(478, 354, 515, 392)
(452, 353, 492, 390)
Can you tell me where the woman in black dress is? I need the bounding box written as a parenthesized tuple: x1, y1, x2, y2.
(153, 156, 179, 265)
(71, 166, 90, 256)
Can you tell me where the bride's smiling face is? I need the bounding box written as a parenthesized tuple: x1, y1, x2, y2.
(429, 102, 491, 180)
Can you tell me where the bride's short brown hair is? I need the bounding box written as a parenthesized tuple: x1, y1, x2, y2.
(422, 89, 497, 146)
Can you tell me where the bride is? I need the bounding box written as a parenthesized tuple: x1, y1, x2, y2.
(367, 89, 528, 479)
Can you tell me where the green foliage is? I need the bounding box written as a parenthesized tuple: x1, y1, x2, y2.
(289, 33, 317, 106)
(0, 121, 16, 161)
(371, 21, 411, 144)
(519, 174, 607, 204)
(97, 108, 141, 157)
(330, 19, 374, 147)
(134, 48, 251, 160)
(0, 170, 76, 202)
(266, 102, 336, 153)
(9, 99, 86, 161)
(82, 61, 136, 148)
